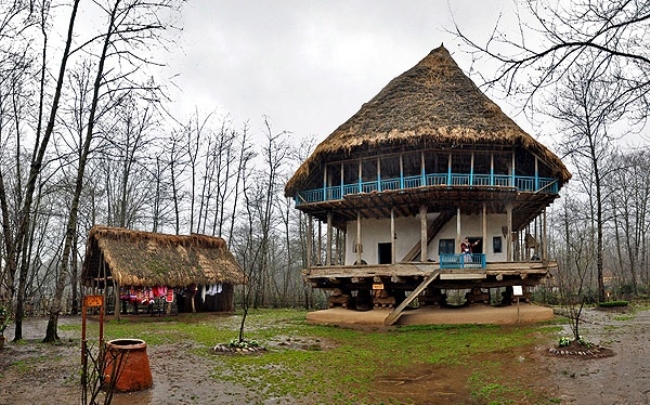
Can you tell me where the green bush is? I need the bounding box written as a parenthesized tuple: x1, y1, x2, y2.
(598, 300, 628, 308)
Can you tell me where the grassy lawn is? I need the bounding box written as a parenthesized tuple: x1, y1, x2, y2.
(66, 309, 561, 404)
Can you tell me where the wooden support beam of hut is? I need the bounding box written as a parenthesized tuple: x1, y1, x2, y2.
(420, 205, 428, 261)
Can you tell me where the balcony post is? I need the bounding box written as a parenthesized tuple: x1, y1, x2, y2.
(470, 152, 475, 186)
(358, 160, 362, 193)
(490, 154, 494, 186)
(377, 157, 382, 191)
(399, 153, 404, 189)
(323, 164, 327, 200)
(511, 152, 516, 187)
(447, 152, 452, 185)
(420, 151, 426, 186)
(340, 162, 344, 198)
(535, 157, 539, 191)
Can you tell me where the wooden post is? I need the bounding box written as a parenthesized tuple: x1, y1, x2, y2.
(543, 209, 548, 261)
(391, 208, 396, 264)
(343, 228, 347, 265)
(326, 211, 333, 265)
(335, 227, 340, 265)
(482, 202, 487, 254)
(317, 220, 322, 265)
(356, 211, 362, 264)
(456, 207, 462, 253)
(420, 205, 428, 262)
(307, 214, 313, 268)
(506, 203, 513, 261)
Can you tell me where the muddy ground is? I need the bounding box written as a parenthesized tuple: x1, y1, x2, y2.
(0, 307, 648, 405)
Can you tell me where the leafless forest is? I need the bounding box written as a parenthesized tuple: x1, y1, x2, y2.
(1, 0, 650, 342)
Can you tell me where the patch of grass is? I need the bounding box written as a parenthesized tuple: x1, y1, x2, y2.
(57, 308, 557, 403)
(613, 315, 634, 322)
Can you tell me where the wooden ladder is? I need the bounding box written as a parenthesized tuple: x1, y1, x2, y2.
(384, 270, 441, 326)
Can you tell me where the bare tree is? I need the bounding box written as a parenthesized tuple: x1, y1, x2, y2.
(44, 0, 184, 342)
(454, 0, 650, 121)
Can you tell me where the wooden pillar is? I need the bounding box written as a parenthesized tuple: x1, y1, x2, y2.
(377, 157, 382, 191)
(326, 211, 333, 265)
(482, 202, 487, 253)
(356, 211, 362, 264)
(317, 219, 322, 265)
(510, 151, 517, 187)
(490, 154, 494, 186)
(399, 153, 405, 189)
(470, 152, 475, 185)
(358, 159, 363, 193)
(307, 214, 313, 268)
(391, 208, 396, 264)
(506, 203, 513, 261)
(534, 157, 539, 191)
(335, 227, 340, 265)
(340, 162, 344, 198)
(343, 228, 347, 265)
(323, 163, 328, 200)
(447, 152, 453, 185)
(420, 205, 428, 261)
(456, 207, 462, 253)
(543, 209, 548, 261)
(420, 151, 426, 186)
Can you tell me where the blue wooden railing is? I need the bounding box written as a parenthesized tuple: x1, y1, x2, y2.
(439, 253, 486, 269)
(294, 172, 559, 205)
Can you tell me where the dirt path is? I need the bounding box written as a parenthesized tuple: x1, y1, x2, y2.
(1, 308, 649, 404)
(542, 308, 650, 405)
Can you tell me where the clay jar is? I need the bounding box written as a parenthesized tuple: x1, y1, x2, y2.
(104, 338, 153, 392)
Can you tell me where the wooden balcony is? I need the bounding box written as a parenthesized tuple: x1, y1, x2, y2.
(294, 172, 559, 206)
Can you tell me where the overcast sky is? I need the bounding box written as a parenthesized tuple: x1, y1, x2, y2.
(164, 0, 524, 143)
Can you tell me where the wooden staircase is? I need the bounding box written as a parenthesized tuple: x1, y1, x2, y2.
(384, 270, 441, 326)
(401, 210, 455, 262)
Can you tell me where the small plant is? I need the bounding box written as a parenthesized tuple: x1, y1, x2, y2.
(558, 337, 572, 347)
(228, 338, 260, 349)
(577, 336, 593, 349)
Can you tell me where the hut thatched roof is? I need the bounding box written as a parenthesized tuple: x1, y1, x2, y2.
(285, 45, 571, 196)
(81, 226, 245, 288)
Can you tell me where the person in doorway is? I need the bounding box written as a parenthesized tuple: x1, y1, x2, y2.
(461, 237, 479, 262)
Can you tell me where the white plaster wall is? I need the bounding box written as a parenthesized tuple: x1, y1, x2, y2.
(344, 212, 508, 264)
(345, 213, 439, 265)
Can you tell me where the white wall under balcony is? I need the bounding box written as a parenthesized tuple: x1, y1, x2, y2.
(344, 212, 509, 265)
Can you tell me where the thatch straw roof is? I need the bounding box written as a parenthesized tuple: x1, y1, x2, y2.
(81, 226, 245, 288)
(285, 45, 571, 196)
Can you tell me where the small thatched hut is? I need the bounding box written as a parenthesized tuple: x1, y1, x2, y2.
(81, 225, 244, 314)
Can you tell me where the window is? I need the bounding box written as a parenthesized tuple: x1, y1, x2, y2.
(493, 236, 502, 253)
(439, 239, 455, 255)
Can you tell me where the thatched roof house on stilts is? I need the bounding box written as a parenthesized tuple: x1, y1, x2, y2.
(286, 45, 571, 325)
(81, 226, 245, 317)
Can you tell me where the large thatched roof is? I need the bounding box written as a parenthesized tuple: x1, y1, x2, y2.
(285, 45, 571, 196)
(81, 226, 245, 288)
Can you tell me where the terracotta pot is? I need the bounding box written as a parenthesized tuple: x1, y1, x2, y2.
(104, 338, 153, 392)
